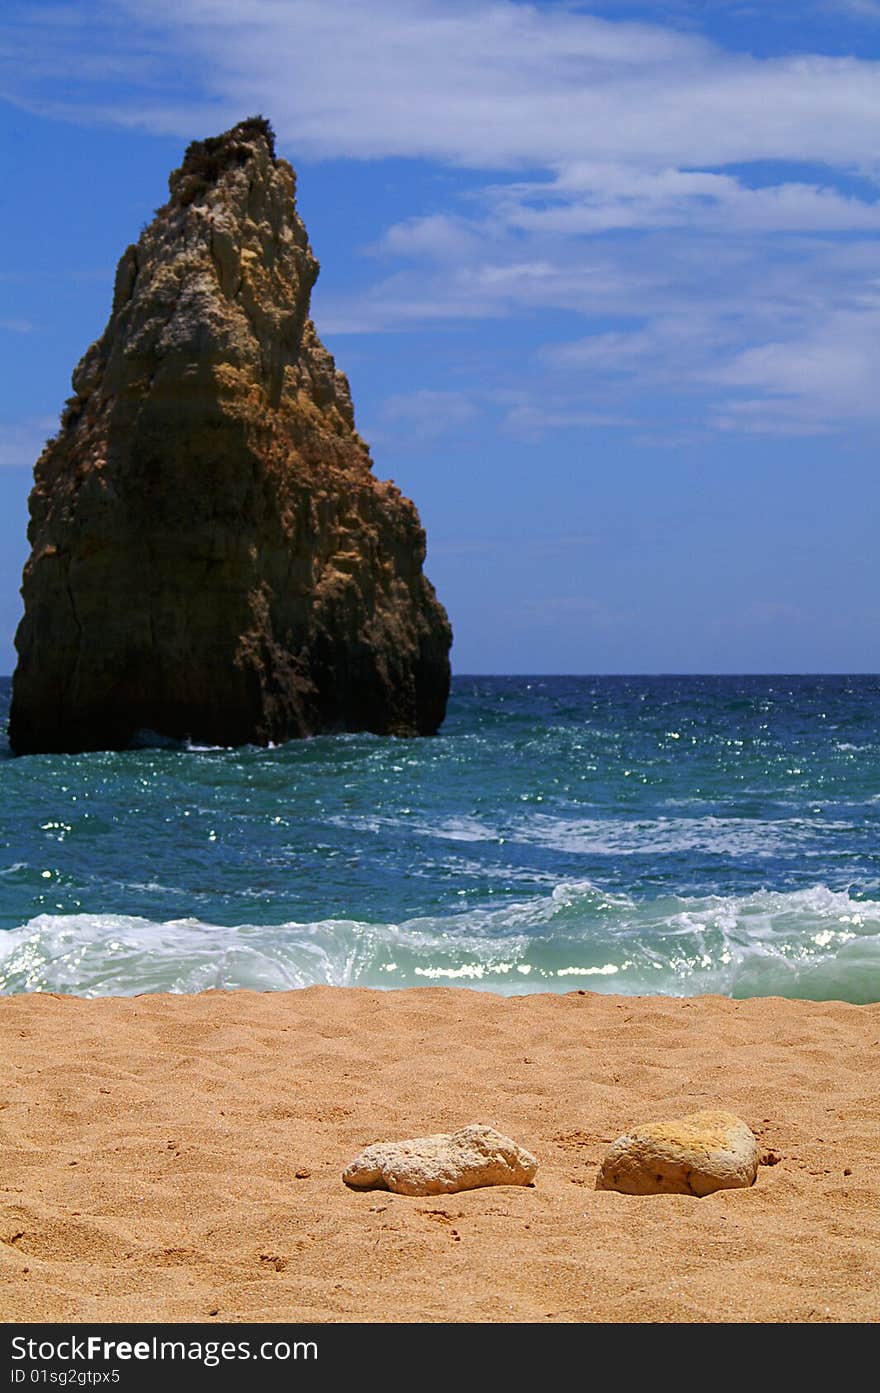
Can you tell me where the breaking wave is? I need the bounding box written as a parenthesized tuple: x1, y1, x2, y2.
(1, 881, 877, 1002)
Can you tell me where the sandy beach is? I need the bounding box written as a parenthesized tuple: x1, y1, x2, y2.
(0, 985, 877, 1324)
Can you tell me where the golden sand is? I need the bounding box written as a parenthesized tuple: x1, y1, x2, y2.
(1, 986, 877, 1323)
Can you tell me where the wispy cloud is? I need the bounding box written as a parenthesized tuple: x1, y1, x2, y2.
(2, 2, 880, 171)
(2, 1, 879, 439)
(707, 297, 880, 433)
(831, 0, 880, 20)
(519, 595, 634, 628)
(378, 389, 479, 442)
(329, 225, 880, 435)
(502, 404, 635, 440)
(0, 419, 54, 468)
(374, 215, 482, 262)
(485, 165, 880, 238)
(319, 248, 658, 334)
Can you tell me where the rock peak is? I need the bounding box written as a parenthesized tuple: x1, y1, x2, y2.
(10, 120, 452, 754)
(166, 115, 278, 210)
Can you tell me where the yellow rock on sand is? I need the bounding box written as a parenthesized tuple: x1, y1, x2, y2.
(595, 1109, 760, 1197)
(343, 1123, 538, 1196)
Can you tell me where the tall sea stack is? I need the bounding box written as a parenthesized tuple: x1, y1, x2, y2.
(9, 118, 451, 754)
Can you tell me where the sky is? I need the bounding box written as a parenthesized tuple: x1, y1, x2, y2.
(1, 1, 879, 674)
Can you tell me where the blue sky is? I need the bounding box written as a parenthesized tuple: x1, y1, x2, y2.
(1, 0, 879, 673)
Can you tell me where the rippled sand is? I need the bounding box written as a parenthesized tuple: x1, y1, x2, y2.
(1, 986, 877, 1322)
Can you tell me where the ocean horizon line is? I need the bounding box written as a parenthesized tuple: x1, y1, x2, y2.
(2, 671, 880, 684)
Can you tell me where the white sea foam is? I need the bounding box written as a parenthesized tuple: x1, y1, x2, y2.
(509, 814, 853, 858)
(330, 810, 854, 858)
(328, 812, 502, 843)
(1, 883, 877, 1001)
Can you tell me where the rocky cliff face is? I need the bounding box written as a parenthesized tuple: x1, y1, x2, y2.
(9, 118, 451, 754)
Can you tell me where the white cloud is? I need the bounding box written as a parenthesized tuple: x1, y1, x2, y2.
(528, 240, 880, 435)
(317, 246, 656, 334)
(486, 164, 880, 237)
(375, 215, 482, 262)
(542, 314, 734, 377)
(324, 221, 880, 434)
(2, 1, 880, 174)
(4, 1, 880, 439)
(707, 298, 880, 431)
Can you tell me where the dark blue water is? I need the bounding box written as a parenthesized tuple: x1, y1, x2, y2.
(1, 674, 878, 1000)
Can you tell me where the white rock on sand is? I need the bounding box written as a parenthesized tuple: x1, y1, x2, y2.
(343, 1123, 538, 1196)
(595, 1109, 760, 1197)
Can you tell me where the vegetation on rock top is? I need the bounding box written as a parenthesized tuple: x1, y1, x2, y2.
(166, 115, 277, 209)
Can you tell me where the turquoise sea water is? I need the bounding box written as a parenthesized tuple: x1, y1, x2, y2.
(1, 674, 878, 1001)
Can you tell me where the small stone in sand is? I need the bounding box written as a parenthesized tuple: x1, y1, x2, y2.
(595, 1109, 760, 1197)
(343, 1123, 538, 1196)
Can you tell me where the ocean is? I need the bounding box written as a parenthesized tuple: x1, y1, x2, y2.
(1, 674, 878, 1002)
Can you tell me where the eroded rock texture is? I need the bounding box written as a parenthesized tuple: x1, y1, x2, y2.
(343, 1124, 538, 1196)
(595, 1109, 760, 1197)
(10, 117, 451, 754)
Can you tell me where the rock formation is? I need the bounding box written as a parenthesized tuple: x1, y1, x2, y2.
(10, 117, 451, 754)
(595, 1109, 760, 1196)
(343, 1124, 538, 1196)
